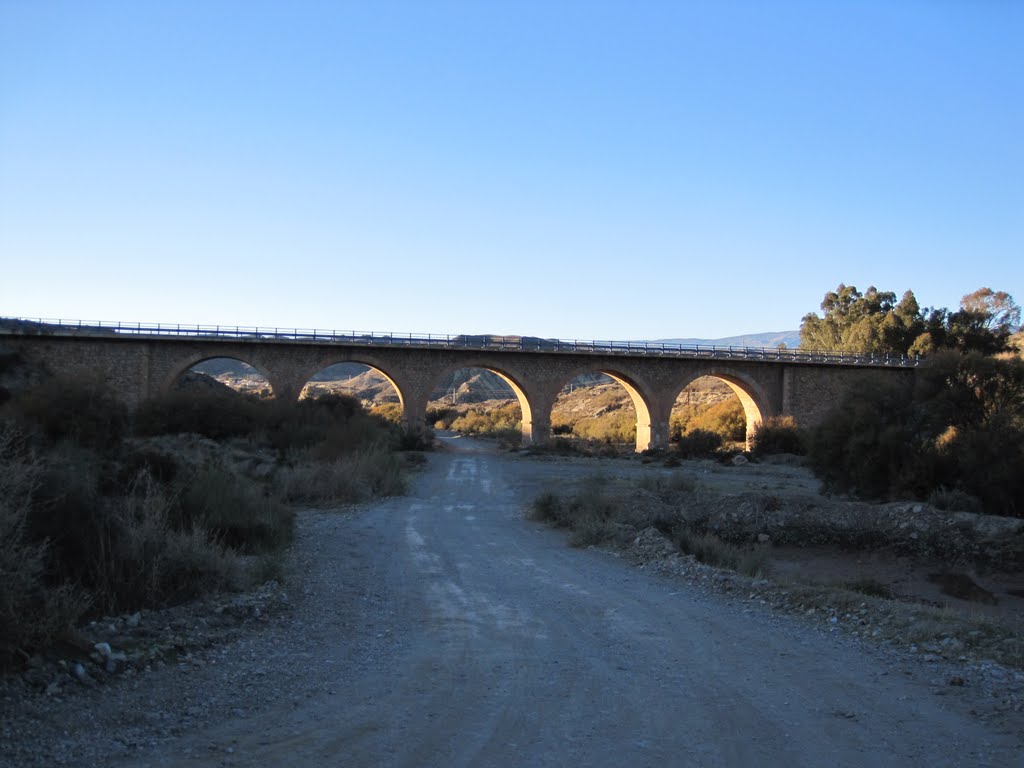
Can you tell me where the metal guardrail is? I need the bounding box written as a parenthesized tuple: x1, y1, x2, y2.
(0, 317, 922, 367)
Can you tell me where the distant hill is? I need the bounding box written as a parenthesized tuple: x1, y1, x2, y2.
(654, 331, 800, 349)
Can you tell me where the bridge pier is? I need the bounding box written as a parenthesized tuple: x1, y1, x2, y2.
(644, 395, 674, 452)
(526, 412, 551, 447)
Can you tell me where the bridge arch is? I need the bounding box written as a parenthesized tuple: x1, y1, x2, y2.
(427, 361, 535, 444)
(669, 368, 775, 446)
(298, 361, 403, 404)
(163, 355, 278, 398)
(551, 365, 656, 452)
(293, 355, 411, 426)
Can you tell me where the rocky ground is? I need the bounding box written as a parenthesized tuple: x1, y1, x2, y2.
(625, 528, 1024, 723)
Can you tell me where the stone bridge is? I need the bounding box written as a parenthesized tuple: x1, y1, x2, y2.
(0, 323, 918, 451)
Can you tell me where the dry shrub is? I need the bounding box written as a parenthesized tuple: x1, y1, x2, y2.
(87, 474, 240, 614)
(567, 515, 623, 548)
(751, 416, 806, 456)
(571, 411, 636, 444)
(841, 578, 893, 599)
(674, 527, 771, 577)
(134, 389, 264, 441)
(0, 427, 89, 664)
(13, 376, 128, 452)
(530, 480, 672, 548)
(0, 373, 408, 663)
(449, 402, 522, 437)
(371, 402, 403, 424)
(675, 429, 722, 458)
(927, 487, 983, 514)
(531, 477, 770, 576)
(177, 469, 294, 553)
(276, 446, 407, 504)
(637, 473, 695, 501)
(808, 352, 1024, 516)
(529, 492, 565, 524)
(671, 398, 746, 443)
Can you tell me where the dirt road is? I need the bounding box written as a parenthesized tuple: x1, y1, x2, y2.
(5, 436, 1019, 767)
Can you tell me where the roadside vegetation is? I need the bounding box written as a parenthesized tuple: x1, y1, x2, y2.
(0, 374, 412, 669)
(529, 283, 1023, 666)
(800, 284, 1023, 518)
(429, 401, 522, 446)
(807, 350, 1024, 517)
(529, 475, 771, 577)
(528, 467, 1023, 668)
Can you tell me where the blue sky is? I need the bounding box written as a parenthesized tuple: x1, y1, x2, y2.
(1, 1, 1021, 340)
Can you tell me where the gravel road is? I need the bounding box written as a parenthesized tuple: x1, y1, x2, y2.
(3, 436, 1021, 767)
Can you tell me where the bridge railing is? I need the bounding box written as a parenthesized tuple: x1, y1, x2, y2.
(0, 317, 922, 367)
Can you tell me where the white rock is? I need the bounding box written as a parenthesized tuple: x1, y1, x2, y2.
(72, 663, 96, 687)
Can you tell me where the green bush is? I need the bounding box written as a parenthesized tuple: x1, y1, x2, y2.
(807, 352, 1024, 516)
(396, 429, 435, 451)
(750, 416, 806, 456)
(675, 429, 722, 458)
(26, 442, 106, 584)
(134, 389, 263, 441)
(269, 394, 396, 459)
(807, 375, 917, 499)
(13, 376, 128, 452)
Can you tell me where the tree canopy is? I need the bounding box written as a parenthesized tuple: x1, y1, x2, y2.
(799, 285, 1021, 357)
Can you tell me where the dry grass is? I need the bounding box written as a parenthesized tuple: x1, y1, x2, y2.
(275, 445, 407, 504)
(0, 428, 90, 664)
(530, 477, 768, 575)
(673, 528, 772, 577)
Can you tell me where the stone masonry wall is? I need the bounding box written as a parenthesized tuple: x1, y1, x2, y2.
(1, 333, 916, 450)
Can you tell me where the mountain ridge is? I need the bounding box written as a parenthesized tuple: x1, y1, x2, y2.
(653, 330, 800, 349)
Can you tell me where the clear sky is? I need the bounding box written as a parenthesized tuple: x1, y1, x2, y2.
(1, 1, 1021, 340)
